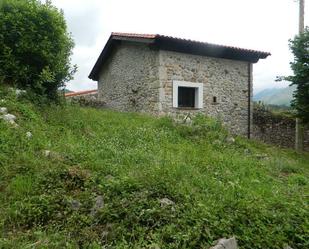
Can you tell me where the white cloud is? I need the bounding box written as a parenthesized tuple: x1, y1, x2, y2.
(51, 0, 309, 93)
(53, 0, 103, 46)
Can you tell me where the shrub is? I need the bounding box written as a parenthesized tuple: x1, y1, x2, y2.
(0, 0, 76, 101)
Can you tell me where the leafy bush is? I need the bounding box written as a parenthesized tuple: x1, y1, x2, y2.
(0, 0, 76, 101)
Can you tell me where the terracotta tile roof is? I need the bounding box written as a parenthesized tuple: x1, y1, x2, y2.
(65, 89, 97, 97)
(112, 32, 157, 39)
(111, 32, 270, 56)
(89, 32, 271, 81)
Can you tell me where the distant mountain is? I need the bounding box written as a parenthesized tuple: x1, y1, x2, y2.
(253, 88, 283, 101)
(253, 86, 295, 106)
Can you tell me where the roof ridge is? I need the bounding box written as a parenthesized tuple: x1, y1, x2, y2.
(110, 32, 270, 55)
(156, 34, 270, 55)
(89, 32, 270, 81)
(65, 89, 97, 97)
(112, 32, 157, 39)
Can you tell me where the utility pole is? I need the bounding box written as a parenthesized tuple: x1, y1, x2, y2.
(295, 0, 305, 151)
(299, 0, 305, 33)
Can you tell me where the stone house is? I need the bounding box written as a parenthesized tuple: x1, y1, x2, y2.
(89, 32, 270, 137)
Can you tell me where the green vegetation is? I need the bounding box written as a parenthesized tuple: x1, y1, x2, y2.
(0, 88, 308, 249)
(253, 102, 296, 120)
(0, 0, 75, 101)
(282, 27, 309, 123)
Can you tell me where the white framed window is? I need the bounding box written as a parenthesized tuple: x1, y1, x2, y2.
(173, 81, 203, 108)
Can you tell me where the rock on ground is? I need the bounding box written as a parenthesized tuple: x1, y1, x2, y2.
(159, 198, 175, 207)
(90, 195, 104, 216)
(70, 200, 81, 211)
(283, 246, 293, 249)
(43, 150, 51, 157)
(1, 113, 18, 127)
(0, 107, 7, 114)
(210, 237, 237, 249)
(2, 114, 16, 122)
(15, 89, 27, 96)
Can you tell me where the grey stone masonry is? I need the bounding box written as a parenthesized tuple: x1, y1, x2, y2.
(252, 106, 309, 151)
(97, 41, 252, 136)
(158, 50, 252, 136)
(98, 42, 160, 113)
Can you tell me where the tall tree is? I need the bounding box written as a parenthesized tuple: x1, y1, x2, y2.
(288, 28, 309, 123)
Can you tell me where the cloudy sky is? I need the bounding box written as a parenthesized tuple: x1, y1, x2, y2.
(52, 0, 308, 94)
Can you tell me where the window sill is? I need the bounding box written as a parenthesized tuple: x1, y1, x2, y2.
(175, 107, 201, 110)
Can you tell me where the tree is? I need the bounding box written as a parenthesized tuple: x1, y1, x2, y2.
(287, 27, 309, 123)
(0, 0, 76, 100)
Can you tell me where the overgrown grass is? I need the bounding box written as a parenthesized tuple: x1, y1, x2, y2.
(0, 88, 308, 248)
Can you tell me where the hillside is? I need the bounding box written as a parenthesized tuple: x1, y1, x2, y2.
(253, 86, 295, 106)
(0, 88, 308, 249)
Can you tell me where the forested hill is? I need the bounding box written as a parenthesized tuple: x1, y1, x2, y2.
(253, 86, 295, 106)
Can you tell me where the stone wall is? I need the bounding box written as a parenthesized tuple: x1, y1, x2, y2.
(67, 92, 106, 108)
(252, 106, 309, 151)
(97, 42, 252, 136)
(158, 50, 251, 136)
(98, 42, 160, 113)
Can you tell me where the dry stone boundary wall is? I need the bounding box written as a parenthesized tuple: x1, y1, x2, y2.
(252, 106, 309, 151)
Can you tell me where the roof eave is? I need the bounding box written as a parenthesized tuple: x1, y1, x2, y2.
(89, 35, 114, 81)
(89, 33, 271, 81)
(155, 36, 270, 63)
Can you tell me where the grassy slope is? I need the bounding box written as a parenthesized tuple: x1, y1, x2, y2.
(0, 89, 308, 249)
